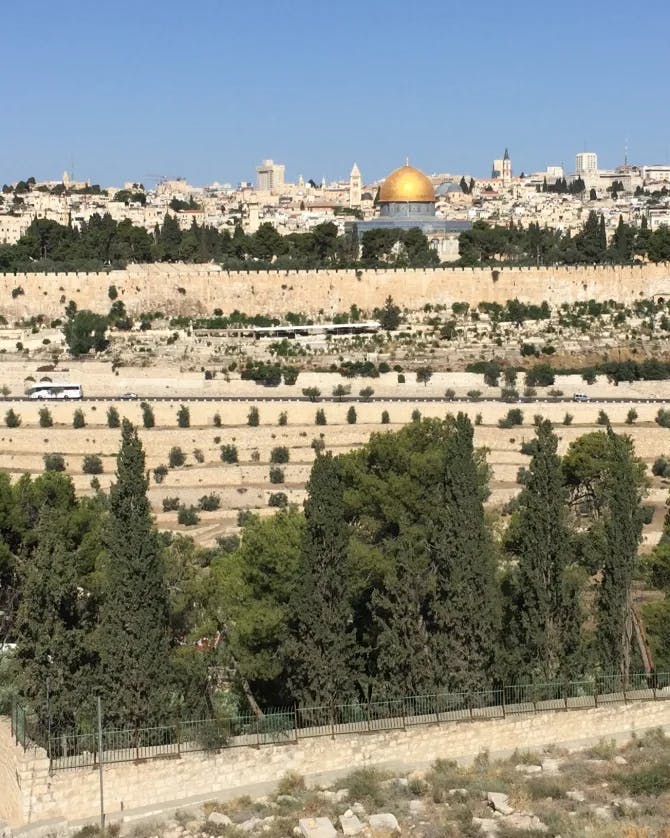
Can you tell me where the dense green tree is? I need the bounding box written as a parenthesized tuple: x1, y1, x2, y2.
(286, 453, 361, 706)
(97, 420, 172, 726)
(15, 509, 94, 733)
(63, 310, 108, 356)
(427, 414, 500, 690)
(597, 429, 644, 680)
(374, 296, 402, 331)
(504, 420, 581, 680)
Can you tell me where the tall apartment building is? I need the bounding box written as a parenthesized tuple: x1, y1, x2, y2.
(575, 152, 598, 175)
(256, 159, 285, 192)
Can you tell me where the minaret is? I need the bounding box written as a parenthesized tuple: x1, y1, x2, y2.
(349, 163, 362, 208)
(502, 148, 512, 187)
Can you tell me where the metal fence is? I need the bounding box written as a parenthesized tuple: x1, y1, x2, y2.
(10, 670, 670, 772)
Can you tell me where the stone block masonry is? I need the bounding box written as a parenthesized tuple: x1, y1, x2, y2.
(2, 699, 670, 827)
(0, 262, 669, 321)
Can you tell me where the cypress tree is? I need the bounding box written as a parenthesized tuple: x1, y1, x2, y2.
(287, 453, 360, 707)
(15, 508, 93, 733)
(98, 420, 171, 727)
(597, 428, 643, 682)
(506, 420, 580, 681)
(371, 536, 436, 698)
(428, 413, 499, 691)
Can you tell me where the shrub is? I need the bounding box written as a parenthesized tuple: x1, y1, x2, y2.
(445, 388, 455, 400)
(411, 409, 421, 422)
(237, 509, 255, 527)
(247, 406, 260, 426)
(563, 412, 574, 425)
(220, 445, 238, 463)
(359, 386, 374, 402)
(302, 387, 321, 402)
(381, 410, 390, 424)
(141, 402, 155, 428)
(107, 406, 120, 428)
(278, 411, 288, 426)
(582, 367, 597, 384)
(525, 363, 555, 387)
(268, 492, 288, 508)
(596, 409, 610, 426)
(168, 446, 186, 468)
(311, 436, 325, 454)
(504, 368, 517, 386)
(397, 373, 405, 384)
(378, 361, 391, 374)
(315, 408, 327, 425)
(198, 493, 221, 511)
(498, 408, 523, 428)
(5, 409, 21, 428)
(276, 771, 305, 796)
(270, 446, 289, 464)
(520, 342, 537, 357)
(162, 497, 180, 512)
(38, 407, 53, 427)
(483, 361, 502, 387)
(652, 457, 670, 478)
(520, 440, 538, 456)
(283, 367, 299, 385)
(501, 387, 519, 402)
(177, 505, 200, 526)
(626, 408, 638, 424)
(269, 466, 285, 484)
(523, 386, 537, 398)
(332, 384, 351, 401)
(548, 389, 564, 398)
(177, 404, 190, 428)
(347, 405, 357, 424)
(416, 366, 433, 386)
(108, 284, 118, 300)
(341, 768, 386, 808)
(657, 409, 670, 428)
(72, 408, 85, 428)
(250, 449, 260, 462)
(213, 412, 222, 427)
(44, 453, 65, 472)
(467, 389, 482, 401)
(641, 505, 654, 525)
(82, 455, 103, 474)
(474, 413, 483, 426)
(192, 448, 205, 464)
(153, 464, 168, 483)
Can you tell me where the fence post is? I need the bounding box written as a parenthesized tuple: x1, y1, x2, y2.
(293, 705, 299, 744)
(593, 680, 599, 708)
(563, 682, 568, 712)
(468, 693, 473, 720)
(400, 698, 406, 731)
(366, 700, 371, 733)
(501, 688, 506, 719)
(176, 719, 181, 757)
(434, 693, 440, 726)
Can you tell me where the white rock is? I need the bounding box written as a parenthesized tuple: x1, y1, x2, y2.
(408, 800, 425, 815)
(613, 797, 640, 814)
(472, 816, 500, 836)
(448, 788, 469, 797)
(368, 813, 401, 833)
(506, 813, 548, 832)
(336, 788, 349, 802)
(239, 817, 262, 833)
(515, 764, 542, 775)
(487, 792, 514, 816)
(351, 803, 366, 816)
(541, 758, 561, 774)
(318, 791, 338, 802)
(339, 814, 365, 836)
(593, 806, 613, 821)
(566, 790, 585, 802)
(395, 777, 409, 788)
(299, 818, 337, 838)
(613, 755, 628, 765)
(293, 828, 303, 837)
(207, 812, 232, 827)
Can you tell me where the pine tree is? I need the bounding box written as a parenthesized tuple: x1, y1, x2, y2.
(15, 508, 93, 733)
(428, 413, 500, 691)
(597, 428, 643, 682)
(97, 420, 171, 727)
(287, 453, 360, 707)
(506, 420, 580, 681)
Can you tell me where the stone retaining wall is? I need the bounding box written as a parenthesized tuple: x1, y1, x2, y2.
(3, 699, 670, 827)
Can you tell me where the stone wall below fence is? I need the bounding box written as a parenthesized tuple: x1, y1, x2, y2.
(0, 262, 670, 320)
(3, 698, 670, 828)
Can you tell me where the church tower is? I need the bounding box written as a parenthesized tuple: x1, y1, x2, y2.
(502, 148, 512, 187)
(349, 163, 362, 208)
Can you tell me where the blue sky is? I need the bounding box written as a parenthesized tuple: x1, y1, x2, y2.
(3, 0, 669, 187)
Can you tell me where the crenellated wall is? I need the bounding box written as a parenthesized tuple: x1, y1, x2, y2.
(0, 262, 669, 320)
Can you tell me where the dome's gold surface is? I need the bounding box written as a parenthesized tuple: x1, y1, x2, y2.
(378, 165, 435, 203)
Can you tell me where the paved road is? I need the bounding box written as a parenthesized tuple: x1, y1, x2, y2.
(13, 395, 670, 404)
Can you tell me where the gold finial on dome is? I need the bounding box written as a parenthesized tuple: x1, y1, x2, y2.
(378, 163, 435, 204)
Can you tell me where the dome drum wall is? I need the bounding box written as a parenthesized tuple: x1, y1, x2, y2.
(379, 201, 435, 218)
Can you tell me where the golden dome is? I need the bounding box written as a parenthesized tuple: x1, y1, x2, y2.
(378, 164, 435, 203)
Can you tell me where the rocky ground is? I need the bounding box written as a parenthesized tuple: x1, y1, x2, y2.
(77, 729, 670, 838)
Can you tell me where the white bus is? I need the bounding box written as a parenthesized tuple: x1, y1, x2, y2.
(26, 383, 83, 400)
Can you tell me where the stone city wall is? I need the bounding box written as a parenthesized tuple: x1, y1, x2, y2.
(0, 262, 669, 320)
(3, 699, 670, 827)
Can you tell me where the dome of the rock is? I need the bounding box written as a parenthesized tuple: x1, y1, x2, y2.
(378, 164, 435, 204)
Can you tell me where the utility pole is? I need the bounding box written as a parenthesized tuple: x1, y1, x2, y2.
(97, 697, 105, 830)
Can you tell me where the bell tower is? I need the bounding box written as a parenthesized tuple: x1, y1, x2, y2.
(349, 163, 362, 208)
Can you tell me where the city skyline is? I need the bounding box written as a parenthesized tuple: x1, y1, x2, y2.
(3, 0, 670, 186)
